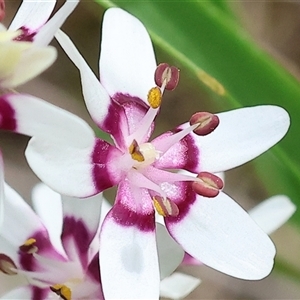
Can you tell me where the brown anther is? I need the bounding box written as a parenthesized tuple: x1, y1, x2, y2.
(190, 112, 219, 136)
(155, 63, 180, 91)
(129, 140, 145, 162)
(19, 238, 38, 254)
(192, 172, 224, 198)
(0, 0, 5, 22)
(50, 284, 72, 300)
(0, 253, 17, 275)
(147, 87, 162, 109)
(153, 196, 179, 217)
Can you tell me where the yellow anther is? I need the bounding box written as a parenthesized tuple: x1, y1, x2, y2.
(19, 238, 38, 254)
(23, 238, 36, 246)
(129, 140, 145, 162)
(153, 197, 166, 217)
(147, 87, 162, 109)
(50, 284, 72, 300)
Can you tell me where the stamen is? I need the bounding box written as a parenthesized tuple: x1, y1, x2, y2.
(129, 139, 145, 162)
(50, 284, 72, 300)
(192, 172, 224, 198)
(153, 196, 179, 217)
(148, 87, 162, 109)
(0, 253, 17, 275)
(155, 123, 198, 154)
(155, 63, 180, 91)
(19, 238, 38, 254)
(126, 106, 158, 145)
(189, 112, 219, 136)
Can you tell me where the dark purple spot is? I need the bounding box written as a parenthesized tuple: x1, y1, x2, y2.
(19, 231, 55, 271)
(33, 287, 47, 300)
(92, 138, 122, 192)
(0, 97, 17, 131)
(111, 204, 155, 232)
(14, 26, 36, 42)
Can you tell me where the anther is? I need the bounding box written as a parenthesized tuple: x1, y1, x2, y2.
(147, 87, 162, 109)
(192, 172, 224, 198)
(189, 112, 219, 136)
(129, 140, 145, 162)
(19, 238, 38, 254)
(155, 63, 180, 91)
(50, 284, 72, 300)
(153, 196, 179, 217)
(0, 254, 17, 275)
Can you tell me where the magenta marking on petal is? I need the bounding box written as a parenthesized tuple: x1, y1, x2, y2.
(14, 26, 36, 42)
(165, 183, 197, 224)
(101, 93, 152, 149)
(61, 217, 90, 263)
(0, 97, 17, 131)
(19, 231, 59, 271)
(92, 138, 122, 192)
(33, 287, 48, 300)
(111, 204, 155, 232)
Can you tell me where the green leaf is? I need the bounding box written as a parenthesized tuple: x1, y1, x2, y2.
(95, 0, 300, 226)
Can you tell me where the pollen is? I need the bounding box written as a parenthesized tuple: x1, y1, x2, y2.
(19, 238, 38, 254)
(147, 87, 162, 109)
(50, 284, 72, 300)
(153, 197, 166, 217)
(129, 139, 145, 162)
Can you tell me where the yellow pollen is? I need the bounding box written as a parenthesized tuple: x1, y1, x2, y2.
(50, 284, 72, 300)
(129, 140, 145, 162)
(153, 197, 166, 217)
(147, 87, 162, 109)
(23, 238, 36, 247)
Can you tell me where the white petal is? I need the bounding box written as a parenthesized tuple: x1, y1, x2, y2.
(156, 223, 184, 279)
(193, 105, 290, 172)
(1, 183, 46, 247)
(100, 8, 157, 101)
(100, 216, 160, 299)
(62, 193, 103, 239)
(9, 0, 55, 31)
(26, 138, 97, 197)
(0, 286, 32, 299)
(31, 183, 65, 256)
(248, 195, 296, 235)
(160, 272, 201, 300)
(166, 192, 276, 280)
(55, 30, 111, 126)
(0, 152, 4, 230)
(3, 93, 95, 147)
(34, 0, 79, 46)
(0, 43, 57, 88)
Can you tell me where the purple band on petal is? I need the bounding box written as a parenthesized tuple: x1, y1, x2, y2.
(14, 26, 36, 42)
(87, 254, 102, 284)
(153, 130, 200, 172)
(165, 183, 197, 223)
(61, 216, 93, 267)
(92, 138, 122, 192)
(101, 93, 151, 150)
(19, 231, 60, 271)
(0, 97, 17, 131)
(33, 287, 47, 300)
(111, 203, 155, 232)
